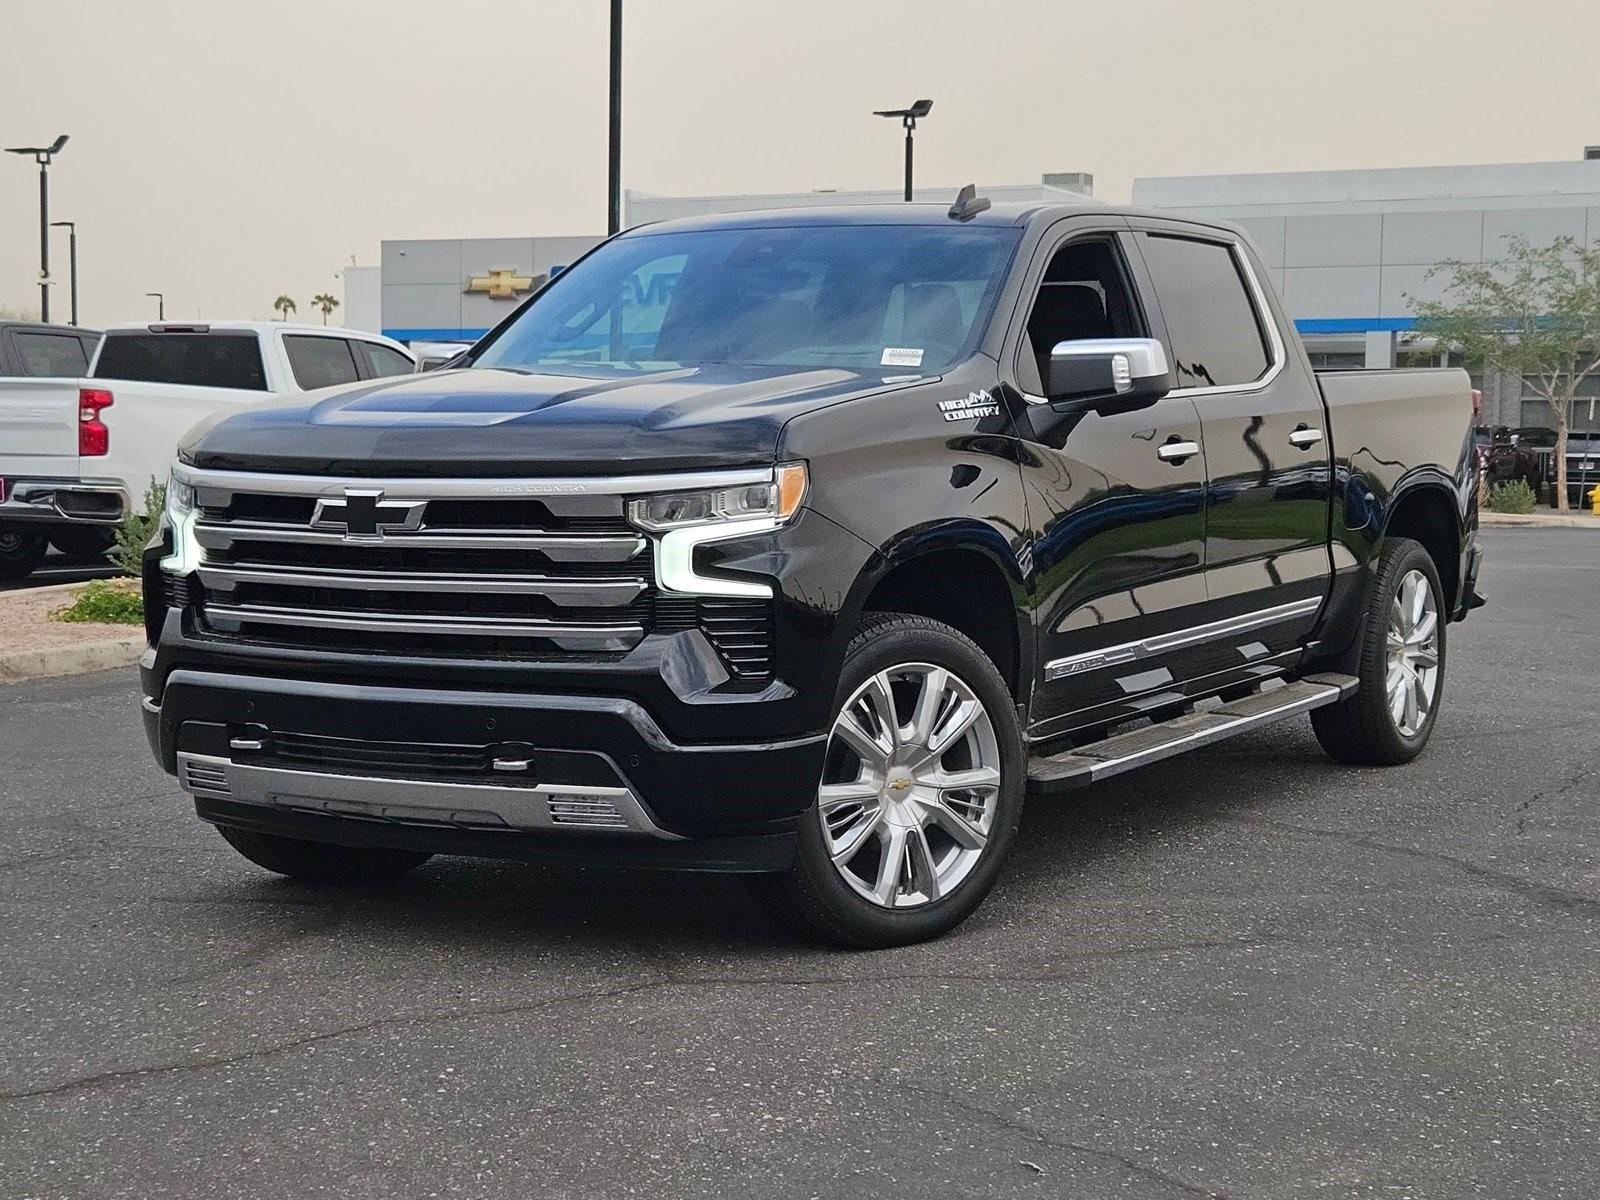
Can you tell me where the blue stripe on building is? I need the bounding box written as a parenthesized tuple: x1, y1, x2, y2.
(384, 318, 1423, 345)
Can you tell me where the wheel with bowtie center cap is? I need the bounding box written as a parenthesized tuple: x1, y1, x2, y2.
(754, 613, 1024, 948)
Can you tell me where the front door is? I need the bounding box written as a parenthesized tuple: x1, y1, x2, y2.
(1007, 228, 1212, 745)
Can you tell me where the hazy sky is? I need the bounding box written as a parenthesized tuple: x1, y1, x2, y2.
(6, 0, 1600, 327)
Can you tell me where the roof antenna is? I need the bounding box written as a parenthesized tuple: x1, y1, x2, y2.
(948, 183, 991, 222)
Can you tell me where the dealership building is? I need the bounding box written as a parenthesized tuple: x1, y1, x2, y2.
(347, 155, 1600, 430)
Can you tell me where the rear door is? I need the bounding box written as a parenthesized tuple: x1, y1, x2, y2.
(1130, 221, 1333, 674)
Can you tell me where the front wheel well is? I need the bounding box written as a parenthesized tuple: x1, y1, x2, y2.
(859, 548, 1021, 698)
(1383, 486, 1460, 611)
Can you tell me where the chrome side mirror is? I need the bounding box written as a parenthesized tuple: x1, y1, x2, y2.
(1046, 337, 1173, 415)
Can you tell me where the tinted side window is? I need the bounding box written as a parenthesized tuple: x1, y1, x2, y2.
(284, 335, 361, 390)
(354, 341, 415, 379)
(1139, 235, 1270, 389)
(94, 333, 269, 390)
(1017, 238, 1145, 394)
(12, 332, 90, 377)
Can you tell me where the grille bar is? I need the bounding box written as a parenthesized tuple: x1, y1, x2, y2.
(196, 564, 646, 606)
(203, 602, 644, 652)
(194, 522, 645, 563)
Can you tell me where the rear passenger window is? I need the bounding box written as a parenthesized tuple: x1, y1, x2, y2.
(1139, 235, 1270, 389)
(94, 333, 269, 390)
(12, 332, 89, 377)
(354, 341, 415, 379)
(285, 335, 361, 390)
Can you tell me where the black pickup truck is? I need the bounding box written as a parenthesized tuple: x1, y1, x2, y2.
(140, 198, 1482, 946)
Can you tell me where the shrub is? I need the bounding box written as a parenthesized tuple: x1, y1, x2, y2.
(116, 478, 165, 577)
(54, 578, 143, 625)
(1487, 478, 1537, 514)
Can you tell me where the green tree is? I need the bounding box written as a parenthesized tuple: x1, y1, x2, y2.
(310, 293, 340, 325)
(1412, 235, 1600, 511)
(273, 294, 297, 322)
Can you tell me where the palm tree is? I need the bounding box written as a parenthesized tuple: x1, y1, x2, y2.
(273, 294, 297, 322)
(311, 293, 340, 325)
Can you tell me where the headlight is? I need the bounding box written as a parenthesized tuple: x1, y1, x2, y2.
(159, 469, 201, 575)
(627, 463, 808, 532)
(166, 471, 195, 520)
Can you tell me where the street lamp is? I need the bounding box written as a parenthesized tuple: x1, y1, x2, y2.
(607, 0, 622, 235)
(145, 292, 164, 320)
(872, 101, 932, 202)
(4, 134, 69, 323)
(49, 221, 78, 327)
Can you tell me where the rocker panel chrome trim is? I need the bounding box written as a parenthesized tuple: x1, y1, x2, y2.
(1043, 597, 1322, 682)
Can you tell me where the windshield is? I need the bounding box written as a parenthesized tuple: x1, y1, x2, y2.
(472, 224, 1020, 375)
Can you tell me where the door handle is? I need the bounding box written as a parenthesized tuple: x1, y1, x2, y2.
(1289, 426, 1323, 449)
(1157, 438, 1200, 464)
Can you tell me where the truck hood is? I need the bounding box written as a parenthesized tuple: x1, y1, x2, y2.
(181, 364, 929, 477)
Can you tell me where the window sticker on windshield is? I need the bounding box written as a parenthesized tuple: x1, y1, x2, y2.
(881, 347, 924, 367)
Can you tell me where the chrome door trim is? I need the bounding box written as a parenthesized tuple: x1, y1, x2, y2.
(1043, 596, 1322, 681)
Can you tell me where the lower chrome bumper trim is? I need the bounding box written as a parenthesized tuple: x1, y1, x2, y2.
(175, 751, 679, 839)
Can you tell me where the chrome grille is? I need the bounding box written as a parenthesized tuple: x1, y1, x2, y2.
(186, 473, 652, 658)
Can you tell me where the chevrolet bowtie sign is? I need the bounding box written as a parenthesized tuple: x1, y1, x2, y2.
(310, 489, 427, 542)
(465, 268, 537, 300)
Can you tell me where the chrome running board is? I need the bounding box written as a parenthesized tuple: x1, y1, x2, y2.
(1027, 673, 1358, 792)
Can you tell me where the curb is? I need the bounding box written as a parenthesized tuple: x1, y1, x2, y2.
(0, 637, 144, 685)
(1479, 511, 1600, 529)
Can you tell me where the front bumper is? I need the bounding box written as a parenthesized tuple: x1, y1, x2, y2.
(142, 667, 828, 866)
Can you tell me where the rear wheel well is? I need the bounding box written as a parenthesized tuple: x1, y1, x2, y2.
(1383, 487, 1459, 611)
(861, 549, 1020, 697)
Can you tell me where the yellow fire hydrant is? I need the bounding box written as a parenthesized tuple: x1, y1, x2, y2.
(1590, 484, 1600, 515)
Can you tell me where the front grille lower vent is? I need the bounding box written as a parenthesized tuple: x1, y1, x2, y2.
(182, 759, 230, 796)
(698, 599, 774, 681)
(547, 797, 631, 829)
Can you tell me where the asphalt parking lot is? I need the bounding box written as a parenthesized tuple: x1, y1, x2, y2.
(1, 525, 1595, 1199)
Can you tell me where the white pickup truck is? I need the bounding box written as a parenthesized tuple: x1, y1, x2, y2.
(0, 321, 415, 580)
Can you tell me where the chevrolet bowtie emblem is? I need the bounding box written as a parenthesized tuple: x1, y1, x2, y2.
(465, 267, 536, 300)
(310, 489, 427, 542)
(888, 778, 912, 793)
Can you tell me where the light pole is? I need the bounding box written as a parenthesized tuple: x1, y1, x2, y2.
(607, 0, 622, 235)
(145, 292, 164, 320)
(4, 135, 69, 322)
(49, 220, 78, 326)
(872, 101, 932, 202)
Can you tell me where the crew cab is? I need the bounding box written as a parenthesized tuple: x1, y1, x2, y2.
(0, 321, 414, 579)
(139, 199, 1482, 946)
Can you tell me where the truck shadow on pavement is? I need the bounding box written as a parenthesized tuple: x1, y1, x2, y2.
(210, 723, 1366, 956)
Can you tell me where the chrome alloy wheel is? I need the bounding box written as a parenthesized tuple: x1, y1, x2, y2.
(817, 662, 1002, 909)
(1386, 568, 1440, 738)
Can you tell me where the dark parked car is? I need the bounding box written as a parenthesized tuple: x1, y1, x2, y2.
(139, 199, 1482, 946)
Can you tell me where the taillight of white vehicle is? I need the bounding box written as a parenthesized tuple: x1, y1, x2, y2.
(79, 387, 113, 457)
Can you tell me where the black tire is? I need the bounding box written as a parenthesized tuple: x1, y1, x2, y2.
(48, 525, 116, 562)
(216, 825, 432, 884)
(1311, 536, 1445, 766)
(752, 613, 1025, 949)
(0, 530, 48, 582)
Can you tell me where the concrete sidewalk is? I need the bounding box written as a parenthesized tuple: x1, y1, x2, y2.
(0, 581, 143, 684)
(1480, 508, 1600, 529)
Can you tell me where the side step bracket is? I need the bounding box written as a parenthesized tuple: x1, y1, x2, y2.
(1027, 673, 1358, 792)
